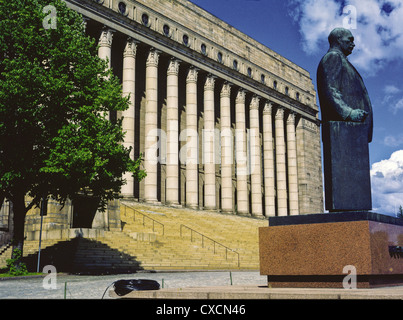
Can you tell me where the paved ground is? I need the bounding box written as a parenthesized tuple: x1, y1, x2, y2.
(1, 270, 403, 300)
(0, 270, 267, 299)
(113, 283, 403, 300)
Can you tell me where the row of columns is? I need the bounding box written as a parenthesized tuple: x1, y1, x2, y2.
(97, 27, 300, 217)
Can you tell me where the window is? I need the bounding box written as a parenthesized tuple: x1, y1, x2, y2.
(273, 80, 277, 90)
(217, 51, 223, 63)
(285, 86, 289, 96)
(118, 2, 127, 15)
(163, 24, 170, 36)
(183, 34, 189, 46)
(233, 60, 238, 70)
(261, 74, 265, 84)
(296, 92, 300, 101)
(201, 43, 207, 55)
(142, 13, 149, 26)
(247, 67, 252, 77)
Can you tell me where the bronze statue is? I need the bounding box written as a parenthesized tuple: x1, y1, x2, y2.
(317, 28, 373, 212)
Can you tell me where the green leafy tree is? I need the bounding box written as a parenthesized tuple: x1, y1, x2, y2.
(6, 248, 28, 276)
(398, 206, 403, 219)
(0, 0, 146, 257)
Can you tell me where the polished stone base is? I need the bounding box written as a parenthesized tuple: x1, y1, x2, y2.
(259, 212, 403, 288)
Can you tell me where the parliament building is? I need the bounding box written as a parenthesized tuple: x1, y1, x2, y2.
(1, 0, 323, 247)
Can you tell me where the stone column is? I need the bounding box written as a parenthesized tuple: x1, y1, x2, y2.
(121, 37, 138, 198)
(286, 112, 299, 215)
(203, 75, 216, 210)
(185, 67, 199, 209)
(98, 27, 114, 69)
(275, 107, 288, 216)
(144, 49, 160, 203)
(98, 27, 114, 120)
(296, 118, 324, 214)
(235, 89, 249, 215)
(249, 96, 263, 217)
(263, 102, 276, 216)
(166, 58, 180, 205)
(220, 82, 233, 213)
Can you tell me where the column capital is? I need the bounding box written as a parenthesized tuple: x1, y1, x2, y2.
(249, 95, 260, 110)
(146, 48, 160, 67)
(167, 58, 180, 75)
(263, 101, 273, 114)
(220, 82, 231, 97)
(236, 89, 246, 104)
(275, 106, 285, 119)
(123, 37, 138, 58)
(99, 27, 115, 48)
(204, 74, 216, 90)
(286, 111, 296, 124)
(186, 66, 198, 83)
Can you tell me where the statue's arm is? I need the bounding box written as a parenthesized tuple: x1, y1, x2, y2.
(321, 53, 368, 122)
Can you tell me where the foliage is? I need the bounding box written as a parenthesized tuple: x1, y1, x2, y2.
(398, 206, 403, 219)
(0, 0, 146, 251)
(6, 248, 28, 276)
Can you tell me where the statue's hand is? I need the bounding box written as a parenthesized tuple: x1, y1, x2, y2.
(348, 109, 368, 122)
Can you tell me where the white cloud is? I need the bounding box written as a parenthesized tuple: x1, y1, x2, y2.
(290, 0, 403, 75)
(381, 84, 403, 114)
(370, 150, 403, 215)
(383, 84, 400, 95)
(384, 134, 403, 147)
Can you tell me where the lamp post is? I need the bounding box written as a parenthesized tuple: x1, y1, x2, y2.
(36, 197, 47, 273)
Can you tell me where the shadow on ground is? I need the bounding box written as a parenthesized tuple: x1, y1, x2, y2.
(22, 238, 144, 275)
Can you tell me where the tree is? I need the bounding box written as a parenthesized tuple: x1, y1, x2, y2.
(398, 206, 403, 219)
(0, 0, 146, 257)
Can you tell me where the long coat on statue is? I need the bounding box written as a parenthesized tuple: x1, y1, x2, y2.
(317, 47, 373, 212)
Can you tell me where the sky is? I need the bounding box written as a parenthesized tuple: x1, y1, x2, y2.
(190, 0, 403, 215)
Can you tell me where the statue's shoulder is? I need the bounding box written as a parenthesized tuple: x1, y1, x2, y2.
(321, 49, 344, 65)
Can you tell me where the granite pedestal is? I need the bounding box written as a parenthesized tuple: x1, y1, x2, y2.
(259, 212, 403, 288)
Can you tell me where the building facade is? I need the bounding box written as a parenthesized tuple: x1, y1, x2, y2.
(68, 0, 323, 218)
(0, 0, 324, 244)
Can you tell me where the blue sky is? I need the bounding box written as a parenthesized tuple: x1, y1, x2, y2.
(190, 0, 403, 215)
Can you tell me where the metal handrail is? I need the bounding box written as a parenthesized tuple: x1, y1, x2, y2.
(180, 224, 240, 267)
(122, 204, 165, 235)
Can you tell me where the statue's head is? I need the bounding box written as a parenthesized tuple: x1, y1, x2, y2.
(328, 28, 355, 56)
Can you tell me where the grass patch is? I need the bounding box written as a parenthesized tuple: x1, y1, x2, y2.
(0, 267, 42, 278)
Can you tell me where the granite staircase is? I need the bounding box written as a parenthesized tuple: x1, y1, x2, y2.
(1, 202, 267, 274)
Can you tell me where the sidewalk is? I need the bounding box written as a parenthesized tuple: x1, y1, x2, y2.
(109, 284, 403, 300)
(1, 270, 402, 300)
(0, 270, 266, 299)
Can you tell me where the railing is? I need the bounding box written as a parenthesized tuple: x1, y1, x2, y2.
(0, 240, 12, 256)
(122, 204, 165, 235)
(180, 224, 240, 267)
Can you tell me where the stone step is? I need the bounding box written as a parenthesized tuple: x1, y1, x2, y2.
(7, 201, 266, 272)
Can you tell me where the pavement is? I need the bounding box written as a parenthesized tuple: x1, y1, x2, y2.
(111, 283, 403, 300)
(0, 270, 402, 300)
(0, 270, 266, 299)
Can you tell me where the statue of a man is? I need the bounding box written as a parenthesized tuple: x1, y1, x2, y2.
(317, 28, 373, 212)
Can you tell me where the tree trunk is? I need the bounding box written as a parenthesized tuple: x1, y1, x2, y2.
(10, 193, 28, 258)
